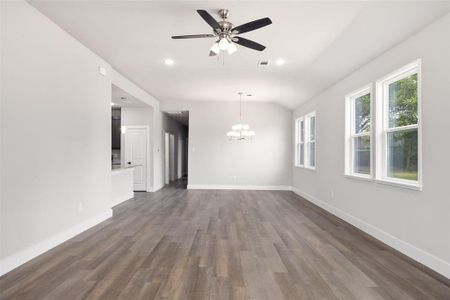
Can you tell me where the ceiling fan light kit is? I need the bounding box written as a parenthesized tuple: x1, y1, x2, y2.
(210, 42, 220, 55)
(172, 9, 272, 56)
(227, 42, 237, 54)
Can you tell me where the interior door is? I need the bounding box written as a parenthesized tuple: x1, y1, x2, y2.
(125, 127, 147, 191)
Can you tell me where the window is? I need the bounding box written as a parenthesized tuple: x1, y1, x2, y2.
(305, 112, 316, 169)
(294, 112, 316, 169)
(345, 85, 372, 178)
(295, 117, 305, 167)
(376, 60, 421, 189)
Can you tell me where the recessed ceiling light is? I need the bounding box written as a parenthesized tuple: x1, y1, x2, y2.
(120, 96, 130, 103)
(110, 102, 115, 106)
(164, 58, 174, 66)
(275, 59, 285, 66)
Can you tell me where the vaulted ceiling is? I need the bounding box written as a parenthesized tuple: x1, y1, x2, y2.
(30, 1, 450, 109)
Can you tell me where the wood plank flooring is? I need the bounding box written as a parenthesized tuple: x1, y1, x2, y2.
(1, 182, 449, 299)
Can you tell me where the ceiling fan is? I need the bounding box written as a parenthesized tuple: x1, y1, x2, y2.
(171, 9, 272, 56)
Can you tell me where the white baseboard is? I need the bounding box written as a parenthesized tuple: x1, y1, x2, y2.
(152, 184, 164, 192)
(187, 184, 292, 191)
(291, 187, 450, 279)
(0, 209, 113, 276)
(111, 192, 134, 207)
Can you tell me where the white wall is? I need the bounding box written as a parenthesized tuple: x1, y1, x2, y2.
(1, 1, 112, 274)
(162, 101, 292, 189)
(292, 14, 450, 278)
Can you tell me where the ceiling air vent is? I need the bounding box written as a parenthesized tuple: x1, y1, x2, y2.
(258, 60, 270, 67)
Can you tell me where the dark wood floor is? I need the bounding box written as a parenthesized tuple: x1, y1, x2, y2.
(1, 182, 449, 300)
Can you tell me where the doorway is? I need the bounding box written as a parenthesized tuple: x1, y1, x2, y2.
(124, 126, 149, 191)
(163, 111, 189, 187)
(164, 132, 176, 185)
(177, 135, 183, 179)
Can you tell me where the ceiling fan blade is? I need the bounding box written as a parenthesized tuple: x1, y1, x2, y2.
(233, 37, 266, 51)
(232, 17, 272, 34)
(172, 34, 215, 39)
(209, 51, 217, 57)
(197, 10, 220, 30)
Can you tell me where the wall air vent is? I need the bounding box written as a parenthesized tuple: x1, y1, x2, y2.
(258, 60, 270, 67)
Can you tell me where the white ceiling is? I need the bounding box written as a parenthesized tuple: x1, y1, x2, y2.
(30, 1, 450, 109)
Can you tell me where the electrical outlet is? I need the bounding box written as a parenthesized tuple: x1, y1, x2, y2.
(330, 189, 335, 200)
(78, 202, 84, 212)
(233, 176, 237, 182)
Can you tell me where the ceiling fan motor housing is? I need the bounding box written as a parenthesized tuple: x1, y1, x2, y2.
(218, 21, 233, 33)
(218, 9, 230, 19)
(217, 9, 234, 37)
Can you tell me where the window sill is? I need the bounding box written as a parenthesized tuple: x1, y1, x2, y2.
(344, 174, 422, 191)
(344, 174, 372, 182)
(375, 177, 422, 191)
(305, 166, 316, 171)
(294, 165, 316, 171)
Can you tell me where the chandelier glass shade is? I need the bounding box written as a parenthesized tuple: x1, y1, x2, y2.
(227, 93, 255, 140)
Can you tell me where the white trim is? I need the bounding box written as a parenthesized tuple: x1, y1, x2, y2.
(375, 177, 423, 191)
(111, 192, 134, 207)
(375, 59, 422, 190)
(291, 187, 450, 279)
(344, 173, 372, 181)
(187, 184, 292, 191)
(0, 209, 113, 276)
(152, 184, 165, 192)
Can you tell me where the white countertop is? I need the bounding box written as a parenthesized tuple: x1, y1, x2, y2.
(111, 166, 135, 174)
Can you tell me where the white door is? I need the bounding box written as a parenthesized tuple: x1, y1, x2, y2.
(125, 127, 147, 191)
(164, 132, 170, 185)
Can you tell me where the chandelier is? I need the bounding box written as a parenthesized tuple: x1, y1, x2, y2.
(227, 92, 255, 140)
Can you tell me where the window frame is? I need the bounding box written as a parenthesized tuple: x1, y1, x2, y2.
(305, 112, 316, 170)
(294, 117, 305, 167)
(345, 84, 373, 179)
(375, 59, 422, 190)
